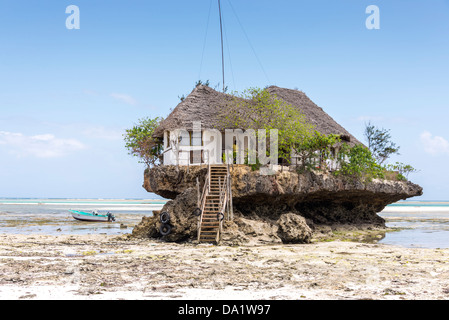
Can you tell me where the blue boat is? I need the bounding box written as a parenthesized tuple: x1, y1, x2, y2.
(70, 210, 116, 222)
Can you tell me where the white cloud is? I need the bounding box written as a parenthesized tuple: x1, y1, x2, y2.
(420, 131, 449, 155)
(82, 126, 123, 141)
(0, 131, 86, 158)
(110, 93, 137, 105)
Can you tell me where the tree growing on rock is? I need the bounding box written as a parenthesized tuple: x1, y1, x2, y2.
(219, 87, 315, 163)
(364, 122, 400, 165)
(124, 117, 164, 168)
(293, 131, 341, 172)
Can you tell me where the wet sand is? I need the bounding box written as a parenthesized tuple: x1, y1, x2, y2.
(0, 233, 448, 300)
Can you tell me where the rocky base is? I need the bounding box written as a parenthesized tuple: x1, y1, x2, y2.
(133, 165, 422, 245)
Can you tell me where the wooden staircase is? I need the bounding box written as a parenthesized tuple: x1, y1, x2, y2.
(197, 164, 232, 243)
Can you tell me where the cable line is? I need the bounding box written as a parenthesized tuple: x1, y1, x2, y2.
(227, 0, 271, 84)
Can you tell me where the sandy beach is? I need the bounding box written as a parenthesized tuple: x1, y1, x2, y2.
(0, 233, 448, 300)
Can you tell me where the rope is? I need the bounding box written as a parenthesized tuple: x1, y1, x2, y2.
(227, 0, 271, 85)
(218, 0, 225, 92)
(222, 4, 236, 91)
(198, 0, 214, 81)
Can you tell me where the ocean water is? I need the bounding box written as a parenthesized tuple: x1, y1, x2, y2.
(379, 201, 449, 249)
(0, 199, 448, 248)
(0, 198, 167, 236)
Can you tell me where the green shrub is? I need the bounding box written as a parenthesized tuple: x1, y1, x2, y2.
(335, 144, 384, 182)
(385, 162, 418, 181)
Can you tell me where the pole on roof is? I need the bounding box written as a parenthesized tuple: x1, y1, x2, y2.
(218, 0, 225, 92)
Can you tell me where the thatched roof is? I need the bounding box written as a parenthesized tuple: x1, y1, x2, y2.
(265, 86, 361, 145)
(153, 85, 361, 145)
(153, 85, 233, 138)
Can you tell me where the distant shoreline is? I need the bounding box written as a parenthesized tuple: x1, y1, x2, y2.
(0, 198, 168, 206)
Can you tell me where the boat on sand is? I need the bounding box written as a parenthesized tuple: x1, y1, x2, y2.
(70, 210, 116, 222)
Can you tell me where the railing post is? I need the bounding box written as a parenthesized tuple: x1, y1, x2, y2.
(196, 177, 200, 207)
(227, 164, 233, 221)
(198, 163, 211, 243)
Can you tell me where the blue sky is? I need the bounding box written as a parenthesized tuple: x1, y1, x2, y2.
(0, 0, 448, 200)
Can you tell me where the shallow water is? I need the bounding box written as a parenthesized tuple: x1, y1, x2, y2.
(0, 199, 166, 236)
(378, 202, 449, 249)
(1, 199, 448, 248)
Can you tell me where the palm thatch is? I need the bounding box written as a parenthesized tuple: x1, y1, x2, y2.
(153, 85, 361, 146)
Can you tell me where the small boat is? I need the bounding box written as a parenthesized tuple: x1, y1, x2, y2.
(70, 210, 116, 222)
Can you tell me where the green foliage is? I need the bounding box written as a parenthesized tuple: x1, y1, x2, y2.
(244, 154, 262, 171)
(124, 117, 164, 168)
(219, 87, 315, 162)
(364, 122, 400, 165)
(385, 162, 418, 181)
(294, 131, 341, 171)
(195, 79, 210, 87)
(335, 144, 385, 182)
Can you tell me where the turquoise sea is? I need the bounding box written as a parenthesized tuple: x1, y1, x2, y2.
(0, 198, 167, 236)
(378, 201, 449, 249)
(0, 199, 448, 249)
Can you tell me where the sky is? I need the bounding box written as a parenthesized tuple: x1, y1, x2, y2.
(0, 0, 448, 200)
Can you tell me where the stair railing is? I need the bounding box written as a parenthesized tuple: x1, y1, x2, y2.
(216, 175, 227, 243)
(197, 160, 211, 242)
(197, 163, 233, 244)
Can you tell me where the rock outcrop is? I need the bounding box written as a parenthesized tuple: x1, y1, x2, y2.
(132, 165, 423, 244)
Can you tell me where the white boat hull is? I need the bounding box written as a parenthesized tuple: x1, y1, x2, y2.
(70, 210, 114, 222)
